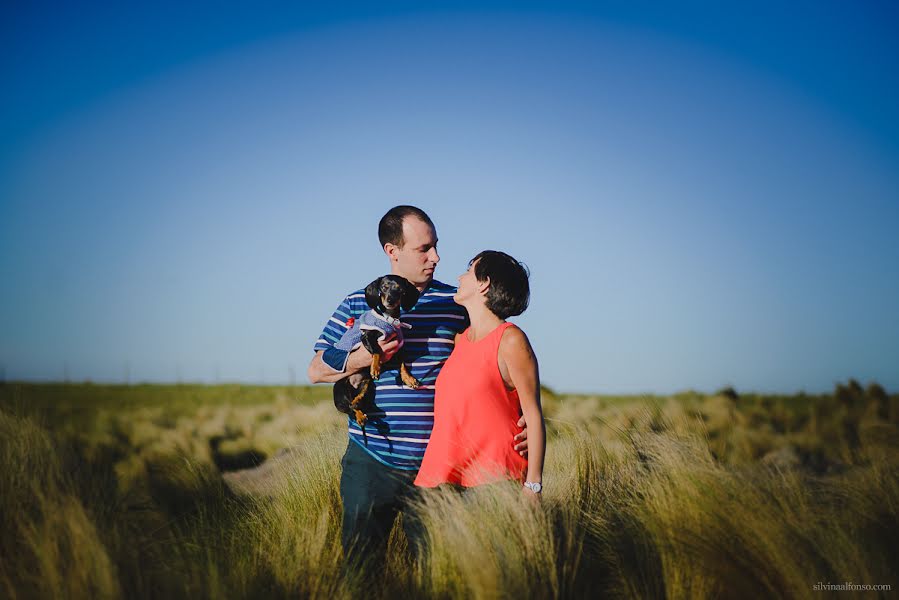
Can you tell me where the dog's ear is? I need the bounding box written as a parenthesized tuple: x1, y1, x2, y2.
(400, 277, 420, 311)
(365, 278, 383, 310)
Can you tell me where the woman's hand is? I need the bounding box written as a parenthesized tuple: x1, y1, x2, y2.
(521, 485, 542, 503)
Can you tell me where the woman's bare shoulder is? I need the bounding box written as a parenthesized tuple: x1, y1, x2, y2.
(499, 324, 535, 356)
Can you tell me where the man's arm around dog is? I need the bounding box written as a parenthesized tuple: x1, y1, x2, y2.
(307, 338, 400, 384)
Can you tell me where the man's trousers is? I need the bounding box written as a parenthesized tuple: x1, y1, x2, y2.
(339, 439, 425, 568)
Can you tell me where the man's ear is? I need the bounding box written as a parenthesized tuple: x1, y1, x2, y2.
(400, 277, 420, 311)
(365, 278, 382, 310)
(384, 243, 399, 263)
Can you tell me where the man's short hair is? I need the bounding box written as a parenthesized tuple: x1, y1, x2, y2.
(378, 205, 435, 249)
(470, 250, 530, 319)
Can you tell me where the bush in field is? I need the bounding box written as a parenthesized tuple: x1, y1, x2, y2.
(241, 429, 348, 598)
(715, 386, 739, 401)
(0, 410, 121, 599)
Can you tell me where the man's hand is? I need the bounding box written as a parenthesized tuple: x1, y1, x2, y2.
(376, 336, 400, 362)
(513, 414, 528, 457)
(345, 335, 402, 372)
(307, 336, 401, 384)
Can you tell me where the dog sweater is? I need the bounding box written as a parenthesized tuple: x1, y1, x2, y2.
(325, 311, 412, 371)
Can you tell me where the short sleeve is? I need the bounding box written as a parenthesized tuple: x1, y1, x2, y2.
(313, 296, 355, 353)
(313, 294, 364, 373)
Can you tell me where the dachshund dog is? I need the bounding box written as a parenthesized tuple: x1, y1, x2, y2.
(333, 275, 422, 426)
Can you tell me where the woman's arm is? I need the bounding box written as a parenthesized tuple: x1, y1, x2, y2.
(499, 327, 545, 489)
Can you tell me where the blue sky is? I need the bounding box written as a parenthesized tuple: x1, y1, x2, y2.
(2, 1, 897, 394)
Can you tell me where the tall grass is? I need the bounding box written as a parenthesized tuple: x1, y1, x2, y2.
(0, 410, 120, 599)
(1, 382, 896, 598)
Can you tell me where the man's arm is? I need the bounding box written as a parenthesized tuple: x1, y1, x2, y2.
(307, 339, 400, 384)
(309, 294, 381, 384)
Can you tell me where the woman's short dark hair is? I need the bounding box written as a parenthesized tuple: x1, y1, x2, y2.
(470, 250, 530, 319)
(378, 205, 435, 249)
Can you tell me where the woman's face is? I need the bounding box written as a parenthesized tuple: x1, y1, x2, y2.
(454, 259, 487, 306)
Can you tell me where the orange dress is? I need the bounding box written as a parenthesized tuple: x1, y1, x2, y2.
(415, 322, 528, 487)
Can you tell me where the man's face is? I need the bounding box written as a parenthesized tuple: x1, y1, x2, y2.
(387, 217, 440, 289)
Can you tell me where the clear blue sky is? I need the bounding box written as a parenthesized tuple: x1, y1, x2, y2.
(2, 1, 897, 394)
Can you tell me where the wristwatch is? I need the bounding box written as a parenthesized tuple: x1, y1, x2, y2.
(524, 481, 542, 494)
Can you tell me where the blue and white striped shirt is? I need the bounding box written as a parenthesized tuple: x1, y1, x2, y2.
(313, 279, 469, 470)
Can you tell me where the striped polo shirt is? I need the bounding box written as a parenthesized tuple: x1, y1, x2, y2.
(313, 279, 469, 470)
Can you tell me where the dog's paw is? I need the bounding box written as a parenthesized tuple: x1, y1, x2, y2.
(399, 363, 420, 389)
(354, 409, 368, 426)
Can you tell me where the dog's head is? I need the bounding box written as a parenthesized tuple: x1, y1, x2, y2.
(365, 275, 420, 315)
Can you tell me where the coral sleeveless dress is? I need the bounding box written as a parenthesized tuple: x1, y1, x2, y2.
(415, 322, 528, 487)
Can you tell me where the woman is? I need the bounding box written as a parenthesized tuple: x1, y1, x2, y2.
(414, 250, 545, 496)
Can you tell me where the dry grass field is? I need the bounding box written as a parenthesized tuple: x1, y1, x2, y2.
(1, 380, 896, 599)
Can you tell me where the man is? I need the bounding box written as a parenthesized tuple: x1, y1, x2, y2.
(307, 205, 529, 566)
